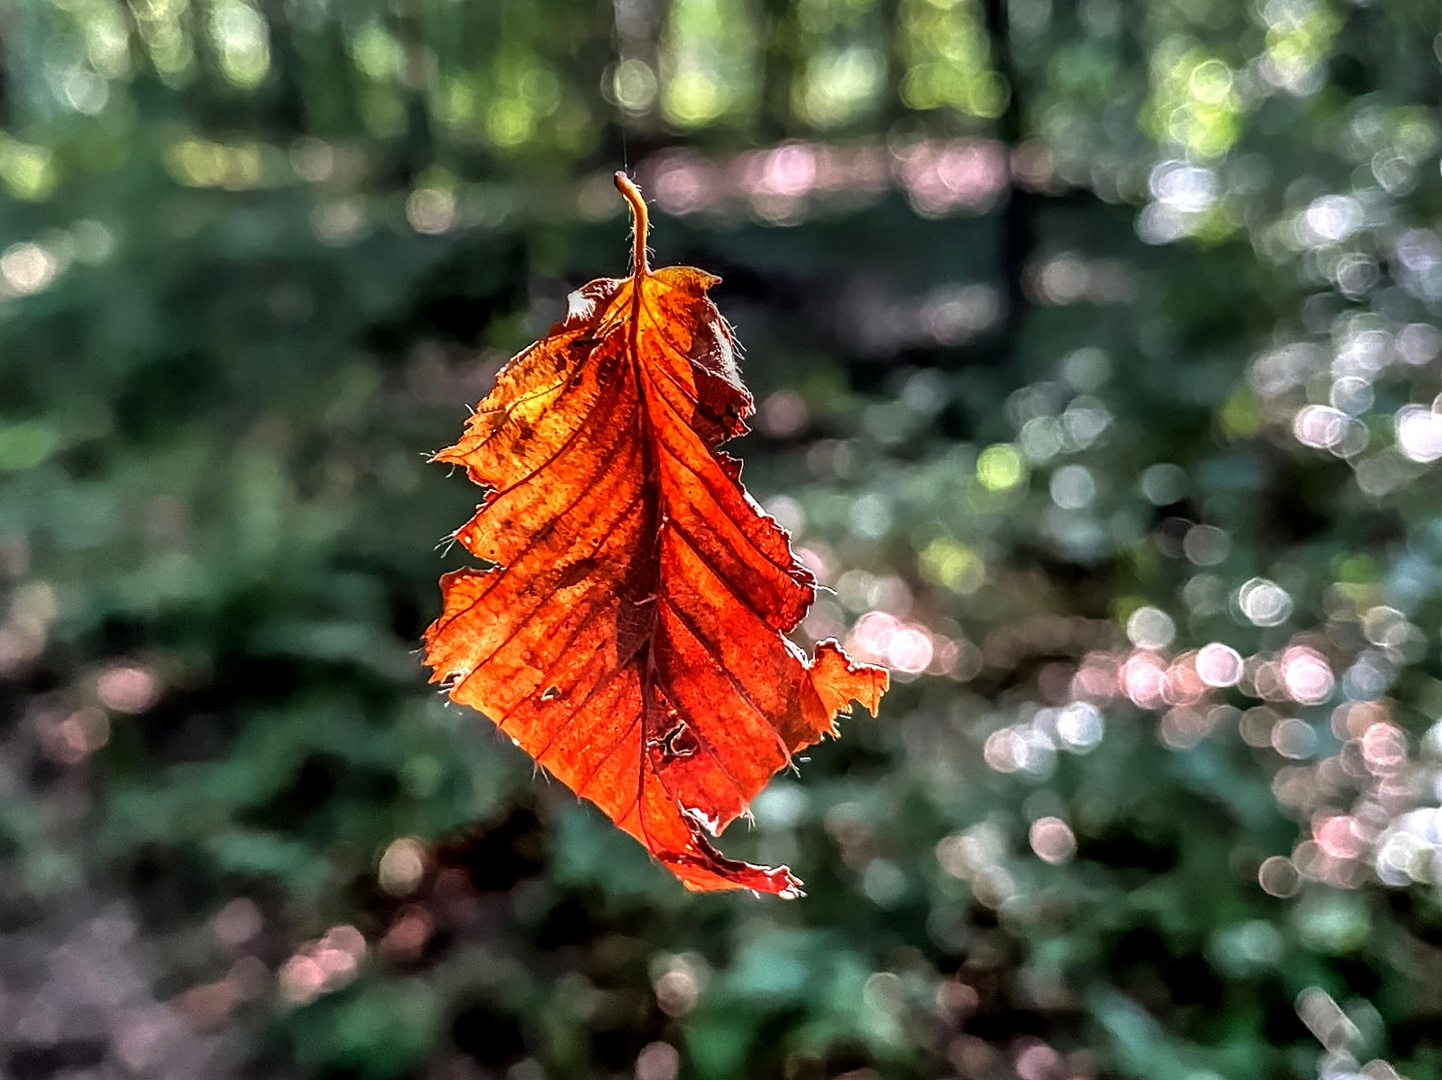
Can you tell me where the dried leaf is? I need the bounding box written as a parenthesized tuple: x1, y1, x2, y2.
(423, 173, 888, 895)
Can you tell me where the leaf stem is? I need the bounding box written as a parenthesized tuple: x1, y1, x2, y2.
(614, 171, 649, 279)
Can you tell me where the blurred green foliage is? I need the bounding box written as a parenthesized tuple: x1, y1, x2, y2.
(4, 0, 1442, 1079)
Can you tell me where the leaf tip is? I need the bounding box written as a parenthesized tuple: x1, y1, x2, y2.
(810, 639, 890, 718)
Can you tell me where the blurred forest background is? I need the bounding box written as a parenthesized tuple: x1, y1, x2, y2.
(4, 0, 1442, 1077)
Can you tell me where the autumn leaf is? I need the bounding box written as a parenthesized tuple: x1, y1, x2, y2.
(423, 173, 888, 895)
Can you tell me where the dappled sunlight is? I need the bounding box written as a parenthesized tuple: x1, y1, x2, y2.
(4, 0, 1442, 1077)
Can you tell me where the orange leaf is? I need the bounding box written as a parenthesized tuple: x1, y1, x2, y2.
(423, 173, 888, 895)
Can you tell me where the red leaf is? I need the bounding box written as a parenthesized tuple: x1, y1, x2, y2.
(423, 173, 888, 895)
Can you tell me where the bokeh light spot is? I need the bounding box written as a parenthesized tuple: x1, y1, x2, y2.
(977, 444, 1025, 492)
(1028, 817, 1076, 865)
